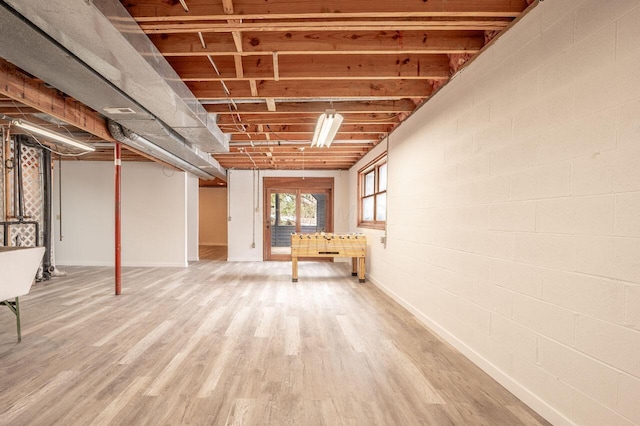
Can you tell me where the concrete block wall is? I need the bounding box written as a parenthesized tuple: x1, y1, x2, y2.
(350, 1, 640, 425)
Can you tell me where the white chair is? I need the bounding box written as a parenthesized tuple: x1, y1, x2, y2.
(0, 246, 46, 342)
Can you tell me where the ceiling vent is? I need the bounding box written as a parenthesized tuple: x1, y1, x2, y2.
(103, 107, 136, 115)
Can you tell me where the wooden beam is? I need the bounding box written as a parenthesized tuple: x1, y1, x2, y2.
(205, 99, 416, 114)
(233, 55, 244, 78)
(227, 145, 372, 153)
(189, 79, 433, 99)
(219, 157, 359, 162)
(265, 98, 276, 112)
(272, 52, 279, 81)
(222, 123, 393, 134)
(140, 19, 511, 34)
(150, 31, 485, 56)
(231, 30, 243, 52)
(125, 0, 529, 20)
(217, 112, 401, 125)
(249, 79, 258, 96)
(221, 0, 234, 15)
(0, 59, 114, 142)
(169, 54, 451, 81)
(217, 152, 364, 159)
(229, 133, 381, 142)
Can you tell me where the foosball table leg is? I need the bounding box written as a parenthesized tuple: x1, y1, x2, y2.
(351, 257, 358, 276)
(358, 257, 366, 283)
(292, 256, 298, 282)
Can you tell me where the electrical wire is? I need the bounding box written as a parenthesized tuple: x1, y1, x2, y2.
(251, 168, 256, 248)
(265, 124, 297, 143)
(240, 147, 258, 169)
(343, 113, 402, 123)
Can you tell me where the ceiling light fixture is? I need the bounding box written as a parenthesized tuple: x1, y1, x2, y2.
(311, 110, 343, 148)
(11, 119, 95, 152)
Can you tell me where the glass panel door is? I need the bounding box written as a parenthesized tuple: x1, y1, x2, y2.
(300, 193, 327, 234)
(269, 192, 297, 257)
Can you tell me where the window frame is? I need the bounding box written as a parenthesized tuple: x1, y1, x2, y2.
(357, 152, 387, 230)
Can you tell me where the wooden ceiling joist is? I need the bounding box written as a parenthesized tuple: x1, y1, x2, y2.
(118, 0, 532, 171)
(221, 123, 393, 134)
(170, 54, 451, 81)
(153, 31, 485, 57)
(229, 133, 381, 142)
(189, 80, 434, 99)
(225, 145, 372, 153)
(205, 100, 416, 115)
(127, 0, 529, 20)
(216, 112, 401, 126)
(140, 20, 511, 35)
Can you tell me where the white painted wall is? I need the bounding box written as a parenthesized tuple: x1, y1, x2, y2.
(228, 169, 349, 261)
(53, 161, 189, 267)
(349, 2, 640, 425)
(187, 174, 199, 262)
(53, 161, 113, 265)
(199, 187, 228, 246)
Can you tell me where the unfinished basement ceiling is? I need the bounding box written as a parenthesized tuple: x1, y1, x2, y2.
(0, 1, 534, 174)
(121, 0, 535, 170)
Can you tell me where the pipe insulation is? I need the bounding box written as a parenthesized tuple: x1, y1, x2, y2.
(108, 121, 224, 180)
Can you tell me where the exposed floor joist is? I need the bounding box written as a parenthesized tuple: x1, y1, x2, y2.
(0, 1, 532, 172)
(122, 0, 532, 170)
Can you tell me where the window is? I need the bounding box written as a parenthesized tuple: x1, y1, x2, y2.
(358, 153, 387, 229)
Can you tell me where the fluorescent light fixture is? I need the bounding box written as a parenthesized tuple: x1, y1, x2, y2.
(12, 119, 95, 152)
(311, 110, 344, 148)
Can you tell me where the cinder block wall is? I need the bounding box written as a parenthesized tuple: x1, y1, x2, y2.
(350, 1, 640, 425)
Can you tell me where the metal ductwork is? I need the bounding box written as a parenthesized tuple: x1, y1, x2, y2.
(0, 0, 228, 179)
(108, 121, 226, 180)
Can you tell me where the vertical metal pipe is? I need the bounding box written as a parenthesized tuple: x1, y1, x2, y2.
(42, 149, 52, 275)
(115, 143, 122, 295)
(5, 129, 13, 220)
(15, 136, 24, 219)
(58, 157, 63, 241)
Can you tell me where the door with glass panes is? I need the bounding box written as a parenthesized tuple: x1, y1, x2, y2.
(263, 178, 333, 261)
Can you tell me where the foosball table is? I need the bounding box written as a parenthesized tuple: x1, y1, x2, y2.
(290, 233, 366, 283)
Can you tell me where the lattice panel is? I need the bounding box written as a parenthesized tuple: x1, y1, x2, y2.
(18, 144, 44, 246)
(0, 142, 45, 247)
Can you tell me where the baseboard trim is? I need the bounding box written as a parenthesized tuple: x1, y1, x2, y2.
(367, 274, 575, 426)
(226, 257, 261, 262)
(56, 261, 188, 268)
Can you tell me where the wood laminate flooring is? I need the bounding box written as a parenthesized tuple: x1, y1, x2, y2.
(199, 245, 228, 261)
(0, 260, 550, 425)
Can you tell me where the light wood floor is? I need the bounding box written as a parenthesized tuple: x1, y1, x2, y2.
(199, 245, 227, 261)
(0, 260, 550, 425)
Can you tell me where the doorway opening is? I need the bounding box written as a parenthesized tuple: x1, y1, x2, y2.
(263, 177, 333, 261)
(198, 182, 228, 261)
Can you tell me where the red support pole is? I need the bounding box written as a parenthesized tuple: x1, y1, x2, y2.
(115, 143, 122, 295)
